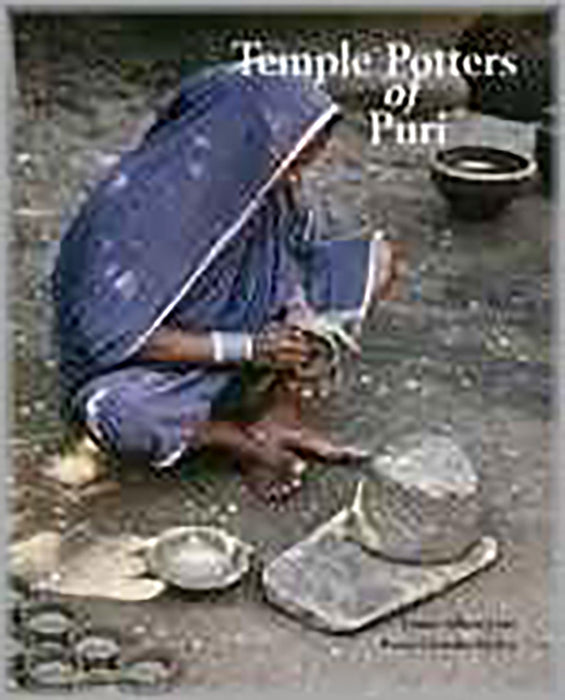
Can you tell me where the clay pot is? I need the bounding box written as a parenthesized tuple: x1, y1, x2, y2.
(430, 146, 536, 220)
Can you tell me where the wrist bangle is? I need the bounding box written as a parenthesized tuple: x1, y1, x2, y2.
(211, 332, 224, 363)
(211, 332, 254, 363)
(222, 333, 253, 362)
(242, 334, 254, 362)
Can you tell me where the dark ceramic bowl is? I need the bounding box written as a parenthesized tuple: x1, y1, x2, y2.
(430, 146, 536, 220)
(535, 106, 556, 196)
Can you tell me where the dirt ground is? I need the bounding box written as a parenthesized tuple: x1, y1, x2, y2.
(8, 13, 553, 693)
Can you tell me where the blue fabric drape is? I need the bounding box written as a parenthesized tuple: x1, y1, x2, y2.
(53, 66, 337, 399)
(53, 66, 379, 466)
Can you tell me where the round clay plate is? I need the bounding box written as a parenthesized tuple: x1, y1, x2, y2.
(120, 655, 179, 691)
(25, 657, 76, 690)
(17, 602, 77, 643)
(74, 630, 121, 668)
(144, 527, 253, 591)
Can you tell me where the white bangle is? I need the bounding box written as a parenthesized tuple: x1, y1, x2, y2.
(222, 333, 252, 362)
(211, 332, 224, 363)
(210, 332, 253, 363)
(243, 334, 254, 362)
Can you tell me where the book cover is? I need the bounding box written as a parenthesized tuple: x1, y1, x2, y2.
(4, 7, 555, 695)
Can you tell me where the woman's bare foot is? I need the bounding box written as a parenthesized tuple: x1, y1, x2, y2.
(239, 454, 306, 505)
(193, 420, 305, 504)
(41, 435, 108, 488)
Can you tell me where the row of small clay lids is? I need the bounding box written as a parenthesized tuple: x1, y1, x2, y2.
(9, 594, 179, 690)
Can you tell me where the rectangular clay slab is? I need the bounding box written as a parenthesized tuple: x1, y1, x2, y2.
(262, 510, 498, 634)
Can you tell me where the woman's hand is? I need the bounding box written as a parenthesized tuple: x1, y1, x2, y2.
(253, 323, 312, 371)
(141, 324, 315, 371)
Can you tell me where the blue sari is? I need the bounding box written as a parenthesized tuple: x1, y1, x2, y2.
(53, 66, 382, 467)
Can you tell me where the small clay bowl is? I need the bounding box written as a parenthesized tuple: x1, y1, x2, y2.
(25, 659, 77, 691)
(29, 640, 73, 662)
(430, 145, 536, 220)
(119, 649, 180, 692)
(144, 526, 254, 591)
(73, 629, 122, 671)
(21, 646, 78, 691)
(16, 602, 77, 646)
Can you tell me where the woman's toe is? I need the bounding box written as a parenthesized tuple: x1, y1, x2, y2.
(290, 459, 308, 477)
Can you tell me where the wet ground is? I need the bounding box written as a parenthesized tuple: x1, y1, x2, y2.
(8, 15, 552, 692)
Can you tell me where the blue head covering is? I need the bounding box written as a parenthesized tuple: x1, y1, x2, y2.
(53, 65, 339, 397)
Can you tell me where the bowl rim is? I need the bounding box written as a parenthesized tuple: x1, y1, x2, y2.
(144, 526, 254, 591)
(430, 146, 537, 183)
